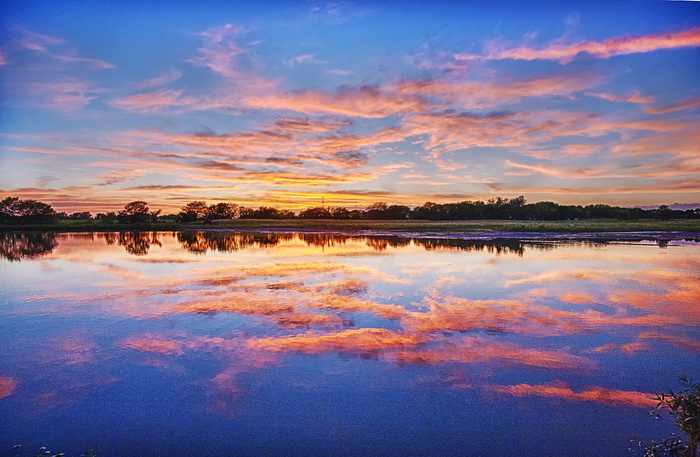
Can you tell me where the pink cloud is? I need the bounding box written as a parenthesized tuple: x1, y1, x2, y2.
(26, 81, 104, 112)
(111, 89, 197, 113)
(135, 70, 183, 89)
(18, 27, 64, 52)
(463, 26, 700, 63)
(587, 91, 655, 104)
(243, 86, 424, 118)
(645, 96, 700, 114)
(0, 376, 17, 399)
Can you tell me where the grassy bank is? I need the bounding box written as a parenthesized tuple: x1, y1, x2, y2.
(2, 218, 700, 233)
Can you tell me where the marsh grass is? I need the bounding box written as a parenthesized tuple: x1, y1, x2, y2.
(2, 218, 699, 233)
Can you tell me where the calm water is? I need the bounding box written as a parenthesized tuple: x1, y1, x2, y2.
(1, 231, 698, 457)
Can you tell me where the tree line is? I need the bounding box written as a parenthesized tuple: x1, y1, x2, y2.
(1, 196, 699, 225)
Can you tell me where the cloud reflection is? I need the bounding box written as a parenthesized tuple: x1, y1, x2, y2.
(489, 382, 656, 408)
(0, 376, 17, 399)
(4, 232, 697, 417)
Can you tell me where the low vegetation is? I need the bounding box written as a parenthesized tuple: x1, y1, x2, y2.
(633, 376, 700, 457)
(1, 196, 699, 232)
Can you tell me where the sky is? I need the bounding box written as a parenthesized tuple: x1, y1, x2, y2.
(0, 0, 699, 214)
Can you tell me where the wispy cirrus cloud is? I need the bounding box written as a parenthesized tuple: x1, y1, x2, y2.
(243, 85, 424, 118)
(134, 70, 183, 89)
(283, 53, 327, 67)
(459, 26, 700, 63)
(586, 90, 655, 104)
(645, 96, 700, 114)
(25, 80, 105, 112)
(111, 89, 198, 113)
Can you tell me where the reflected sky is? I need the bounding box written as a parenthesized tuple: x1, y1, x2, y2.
(0, 231, 698, 456)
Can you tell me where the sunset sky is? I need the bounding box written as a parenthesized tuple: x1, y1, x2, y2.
(1, 0, 699, 213)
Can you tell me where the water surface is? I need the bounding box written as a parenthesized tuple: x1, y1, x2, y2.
(1, 231, 698, 456)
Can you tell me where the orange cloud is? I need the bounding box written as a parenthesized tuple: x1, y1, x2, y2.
(467, 26, 700, 63)
(490, 382, 657, 408)
(0, 376, 17, 399)
(247, 328, 424, 354)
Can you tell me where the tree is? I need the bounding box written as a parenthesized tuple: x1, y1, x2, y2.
(299, 206, 332, 219)
(207, 202, 238, 220)
(118, 201, 152, 223)
(654, 205, 673, 221)
(0, 197, 57, 224)
(178, 201, 208, 222)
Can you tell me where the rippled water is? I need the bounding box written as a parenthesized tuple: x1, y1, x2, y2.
(1, 231, 698, 456)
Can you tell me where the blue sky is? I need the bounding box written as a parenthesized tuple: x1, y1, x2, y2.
(1, 0, 699, 213)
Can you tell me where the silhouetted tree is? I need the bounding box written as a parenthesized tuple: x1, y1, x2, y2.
(207, 202, 238, 219)
(178, 201, 208, 222)
(0, 197, 57, 224)
(118, 201, 156, 223)
(299, 206, 332, 219)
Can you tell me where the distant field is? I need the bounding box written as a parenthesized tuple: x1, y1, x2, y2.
(3, 218, 699, 233)
(203, 218, 700, 233)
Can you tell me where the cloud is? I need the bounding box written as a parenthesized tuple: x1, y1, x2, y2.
(283, 53, 327, 67)
(489, 382, 656, 408)
(243, 85, 424, 118)
(25, 81, 105, 112)
(17, 27, 64, 52)
(397, 72, 603, 109)
(591, 342, 648, 354)
(587, 91, 655, 104)
(645, 96, 700, 114)
(135, 70, 183, 89)
(461, 26, 700, 63)
(189, 23, 274, 93)
(93, 169, 143, 186)
(639, 331, 700, 352)
(326, 69, 355, 76)
(111, 89, 197, 113)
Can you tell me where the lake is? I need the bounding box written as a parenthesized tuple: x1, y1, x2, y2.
(1, 231, 698, 456)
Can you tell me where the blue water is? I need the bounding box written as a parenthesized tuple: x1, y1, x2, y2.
(1, 231, 698, 456)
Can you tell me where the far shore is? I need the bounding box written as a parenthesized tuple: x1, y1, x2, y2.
(2, 218, 700, 235)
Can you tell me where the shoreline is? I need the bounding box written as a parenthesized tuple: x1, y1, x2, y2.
(2, 218, 700, 235)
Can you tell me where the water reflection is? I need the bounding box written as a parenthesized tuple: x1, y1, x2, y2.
(0, 232, 58, 261)
(1, 231, 698, 456)
(177, 230, 294, 253)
